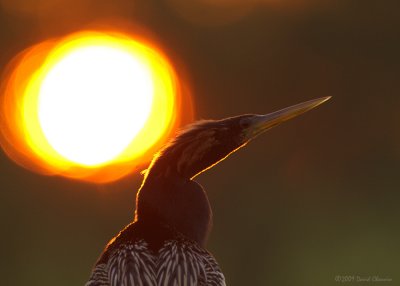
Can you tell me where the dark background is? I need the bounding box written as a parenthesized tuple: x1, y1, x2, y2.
(1, 0, 399, 285)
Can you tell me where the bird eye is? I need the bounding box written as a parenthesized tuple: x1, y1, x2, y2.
(240, 119, 251, 129)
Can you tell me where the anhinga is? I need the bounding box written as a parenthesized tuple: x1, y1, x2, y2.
(86, 96, 330, 286)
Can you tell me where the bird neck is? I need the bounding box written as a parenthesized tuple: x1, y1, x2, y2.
(135, 176, 212, 247)
(147, 140, 241, 180)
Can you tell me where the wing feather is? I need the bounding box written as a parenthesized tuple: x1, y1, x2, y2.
(108, 241, 157, 286)
(86, 238, 225, 286)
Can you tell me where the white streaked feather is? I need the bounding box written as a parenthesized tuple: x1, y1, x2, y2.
(86, 238, 225, 286)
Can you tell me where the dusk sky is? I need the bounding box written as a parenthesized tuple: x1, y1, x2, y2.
(1, 0, 399, 285)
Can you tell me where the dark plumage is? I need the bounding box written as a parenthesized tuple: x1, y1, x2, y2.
(86, 97, 330, 286)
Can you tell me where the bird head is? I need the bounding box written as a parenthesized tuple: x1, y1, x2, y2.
(136, 96, 330, 245)
(145, 96, 331, 181)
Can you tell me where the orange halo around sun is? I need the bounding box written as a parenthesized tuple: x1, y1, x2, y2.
(0, 30, 193, 183)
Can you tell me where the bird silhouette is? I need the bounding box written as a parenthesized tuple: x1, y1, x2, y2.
(86, 96, 330, 286)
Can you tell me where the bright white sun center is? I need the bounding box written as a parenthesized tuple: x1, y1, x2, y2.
(38, 46, 154, 166)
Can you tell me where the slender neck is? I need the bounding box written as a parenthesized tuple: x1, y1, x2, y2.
(146, 128, 241, 180)
(136, 174, 212, 247)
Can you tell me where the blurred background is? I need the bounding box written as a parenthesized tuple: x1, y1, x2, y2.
(1, 0, 399, 285)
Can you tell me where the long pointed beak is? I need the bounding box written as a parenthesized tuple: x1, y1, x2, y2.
(246, 96, 331, 140)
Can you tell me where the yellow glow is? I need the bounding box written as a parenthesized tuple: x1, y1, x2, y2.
(0, 30, 193, 182)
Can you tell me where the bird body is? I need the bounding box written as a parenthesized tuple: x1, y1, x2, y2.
(86, 221, 225, 286)
(86, 97, 330, 286)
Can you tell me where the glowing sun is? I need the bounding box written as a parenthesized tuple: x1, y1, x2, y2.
(0, 31, 193, 182)
(39, 45, 154, 166)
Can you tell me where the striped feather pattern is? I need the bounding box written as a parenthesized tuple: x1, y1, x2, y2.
(86, 238, 225, 286)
